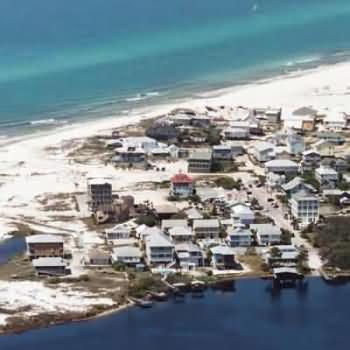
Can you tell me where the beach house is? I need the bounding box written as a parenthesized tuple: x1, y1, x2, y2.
(265, 159, 299, 176)
(105, 224, 131, 241)
(231, 203, 255, 225)
(87, 177, 113, 212)
(111, 246, 142, 266)
(161, 219, 188, 232)
(281, 177, 316, 196)
(222, 127, 249, 140)
(145, 233, 175, 266)
(113, 146, 146, 167)
(212, 145, 233, 160)
(26, 234, 64, 259)
(286, 133, 305, 155)
(250, 223, 282, 246)
(226, 226, 253, 247)
(302, 149, 321, 169)
(313, 140, 335, 157)
(316, 132, 345, 145)
(187, 149, 212, 173)
(168, 226, 194, 242)
(324, 112, 347, 131)
(210, 245, 236, 270)
(315, 166, 338, 189)
(85, 249, 111, 266)
(265, 108, 282, 124)
(175, 242, 204, 268)
(170, 173, 194, 198)
(193, 219, 220, 239)
(253, 142, 275, 162)
(290, 190, 319, 228)
(32, 257, 68, 276)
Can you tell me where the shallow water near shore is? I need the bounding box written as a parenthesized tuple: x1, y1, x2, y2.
(1, 0, 350, 136)
(0, 238, 25, 265)
(1, 278, 350, 349)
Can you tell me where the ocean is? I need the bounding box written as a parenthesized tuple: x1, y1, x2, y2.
(1, 278, 350, 348)
(0, 0, 350, 136)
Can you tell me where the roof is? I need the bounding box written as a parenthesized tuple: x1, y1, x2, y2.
(153, 204, 179, 214)
(26, 234, 64, 244)
(316, 166, 338, 176)
(175, 242, 202, 253)
(281, 177, 316, 193)
(303, 149, 320, 156)
(212, 145, 232, 151)
(138, 226, 163, 240)
(273, 267, 299, 275)
(32, 257, 67, 267)
(168, 226, 193, 237)
(146, 233, 174, 248)
(87, 177, 112, 186)
(185, 207, 203, 220)
(193, 219, 220, 229)
(254, 142, 274, 152)
(210, 245, 235, 256)
(265, 159, 298, 168)
(161, 220, 187, 230)
(189, 149, 212, 161)
(231, 204, 254, 215)
(291, 190, 319, 201)
(250, 224, 281, 237)
(171, 173, 193, 184)
(112, 246, 142, 258)
(227, 227, 252, 236)
(106, 224, 131, 234)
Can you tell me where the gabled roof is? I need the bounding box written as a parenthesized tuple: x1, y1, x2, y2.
(210, 245, 234, 256)
(189, 149, 212, 161)
(303, 149, 320, 156)
(32, 257, 67, 268)
(168, 226, 193, 237)
(193, 219, 220, 229)
(146, 233, 174, 248)
(265, 159, 298, 168)
(254, 142, 274, 152)
(281, 177, 316, 193)
(112, 246, 142, 258)
(185, 207, 203, 220)
(26, 234, 64, 244)
(250, 224, 281, 237)
(227, 227, 252, 236)
(291, 190, 319, 201)
(231, 203, 254, 215)
(161, 220, 188, 230)
(171, 173, 193, 184)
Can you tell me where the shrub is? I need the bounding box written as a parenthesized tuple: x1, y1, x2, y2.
(136, 215, 157, 227)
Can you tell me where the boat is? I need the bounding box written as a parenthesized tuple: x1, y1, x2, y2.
(148, 291, 168, 301)
(129, 297, 153, 308)
(191, 280, 206, 298)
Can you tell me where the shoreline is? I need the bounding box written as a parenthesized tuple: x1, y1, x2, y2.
(1, 56, 350, 150)
(1, 274, 347, 337)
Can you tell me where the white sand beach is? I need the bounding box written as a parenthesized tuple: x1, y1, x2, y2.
(0, 61, 350, 241)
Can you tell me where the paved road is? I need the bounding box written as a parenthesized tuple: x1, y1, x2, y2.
(234, 157, 323, 274)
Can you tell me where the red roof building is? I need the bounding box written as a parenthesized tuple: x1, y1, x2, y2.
(171, 173, 193, 184)
(170, 173, 194, 198)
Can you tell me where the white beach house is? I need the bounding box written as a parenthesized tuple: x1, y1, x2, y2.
(250, 223, 282, 246)
(145, 233, 175, 266)
(290, 190, 319, 228)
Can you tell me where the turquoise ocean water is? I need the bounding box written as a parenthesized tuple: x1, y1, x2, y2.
(0, 0, 350, 135)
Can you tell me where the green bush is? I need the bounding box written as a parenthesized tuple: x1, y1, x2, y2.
(136, 215, 157, 227)
(214, 176, 241, 190)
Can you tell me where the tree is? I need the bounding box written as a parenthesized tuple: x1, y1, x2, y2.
(136, 215, 157, 227)
(270, 247, 281, 258)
